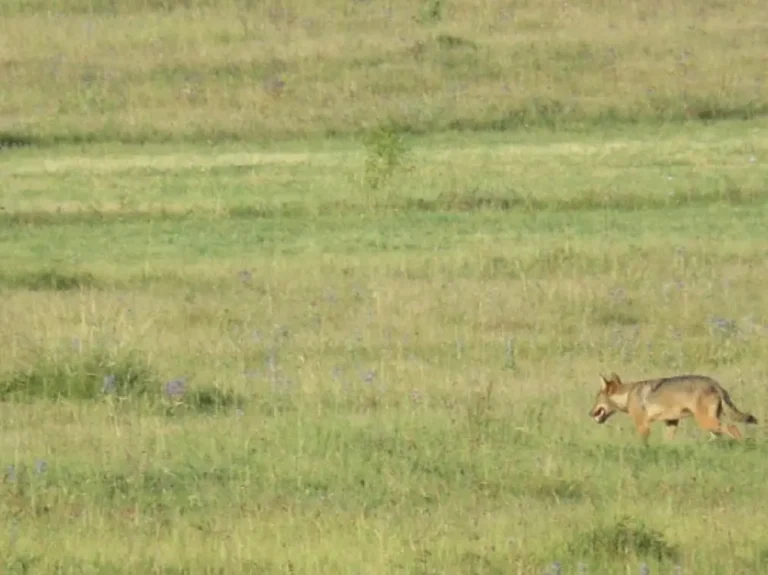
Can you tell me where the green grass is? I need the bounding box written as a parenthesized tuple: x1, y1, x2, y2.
(3, 0, 768, 572)
(2, 118, 768, 573)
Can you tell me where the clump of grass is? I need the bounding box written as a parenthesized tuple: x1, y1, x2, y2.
(0, 131, 38, 150)
(435, 34, 477, 51)
(566, 517, 680, 563)
(524, 477, 585, 504)
(362, 123, 411, 191)
(0, 269, 99, 291)
(416, 0, 443, 24)
(162, 385, 246, 416)
(0, 345, 247, 413)
(0, 345, 157, 402)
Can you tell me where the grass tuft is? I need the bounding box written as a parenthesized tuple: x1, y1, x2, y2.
(0, 346, 158, 402)
(567, 517, 680, 563)
(0, 131, 39, 150)
(163, 386, 246, 416)
(0, 269, 100, 291)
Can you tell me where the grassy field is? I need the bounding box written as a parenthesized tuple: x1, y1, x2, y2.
(2, 0, 768, 573)
(2, 0, 768, 144)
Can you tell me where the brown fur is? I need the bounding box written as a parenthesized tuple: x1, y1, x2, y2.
(589, 372, 757, 443)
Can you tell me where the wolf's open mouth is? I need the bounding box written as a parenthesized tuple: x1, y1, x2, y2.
(592, 407, 607, 423)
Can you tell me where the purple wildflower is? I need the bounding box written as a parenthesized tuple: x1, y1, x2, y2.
(102, 374, 116, 394)
(164, 379, 186, 400)
(239, 270, 253, 284)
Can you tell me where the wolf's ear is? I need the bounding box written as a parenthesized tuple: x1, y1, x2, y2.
(600, 372, 621, 390)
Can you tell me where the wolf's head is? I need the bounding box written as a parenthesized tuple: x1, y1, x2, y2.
(589, 372, 624, 424)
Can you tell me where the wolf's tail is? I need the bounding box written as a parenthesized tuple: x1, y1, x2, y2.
(720, 388, 758, 424)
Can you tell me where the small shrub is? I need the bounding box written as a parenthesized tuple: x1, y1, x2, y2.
(362, 124, 411, 191)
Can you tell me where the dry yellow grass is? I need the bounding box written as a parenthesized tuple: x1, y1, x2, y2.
(2, 0, 767, 143)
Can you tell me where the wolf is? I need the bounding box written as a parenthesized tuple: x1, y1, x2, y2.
(589, 372, 757, 443)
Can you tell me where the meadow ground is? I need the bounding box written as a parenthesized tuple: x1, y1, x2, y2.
(2, 0, 768, 573)
(2, 119, 768, 574)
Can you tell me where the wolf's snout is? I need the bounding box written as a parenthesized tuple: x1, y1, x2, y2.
(592, 407, 607, 423)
